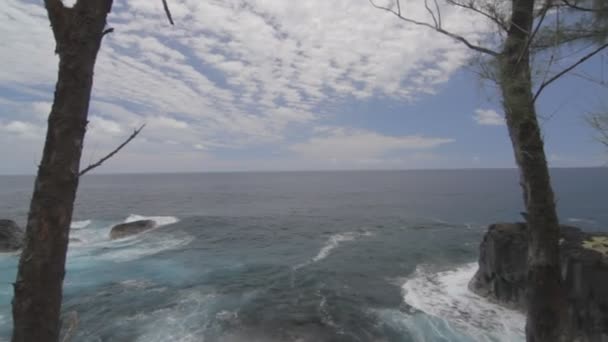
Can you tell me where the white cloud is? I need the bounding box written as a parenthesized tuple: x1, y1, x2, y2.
(0, 0, 497, 172)
(148, 116, 189, 130)
(0, 0, 488, 138)
(30, 101, 52, 120)
(0, 120, 45, 140)
(290, 127, 453, 161)
(473, 109, 504, 126)
(89, 116, 124, 136)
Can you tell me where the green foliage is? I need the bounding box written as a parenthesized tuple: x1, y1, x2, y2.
(533, 0, 608, 51)
(588, 111, 608, 147)
(582, 236, 608, 256)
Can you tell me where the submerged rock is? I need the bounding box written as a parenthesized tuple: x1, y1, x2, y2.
(469, 222, 608, 340)
(109, 220, 156, 240)
(0, 219, 24, 252)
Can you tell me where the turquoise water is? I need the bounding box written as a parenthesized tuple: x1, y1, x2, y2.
(0, 169, 606, 341)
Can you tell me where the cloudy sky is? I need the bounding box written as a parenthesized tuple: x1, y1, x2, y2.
(0, 0, 606, 174)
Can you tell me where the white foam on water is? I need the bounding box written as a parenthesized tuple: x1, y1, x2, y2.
(67, 215, 190, 262)
(313, 231, 372, 263)
(294, 231, 372, 270)
(401, 263, 525, 342)
(119, 279, 154, 289)
(430, 217, 450, 225)
(216, 310, 238, 323)
(373, 307, 475, 342)
(0, 250, 20, 257)
(71, 220, 91, 229)
(69, 224, 110, 245)
(124, 214, 179, 227)
(134, 291, 216, 342)
(567, 217, 596, 225)
(69, 215, 179, 247)
(98, 234, 194, 262)
(317, 291, 341, 334)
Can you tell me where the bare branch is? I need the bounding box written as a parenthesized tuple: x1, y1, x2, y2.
(369, 0, 499, 56)
(519, 0, 552, 63)
(587, 113, 608, 147)
(424, 0, 439, 27)
(533, 42, 608, 102)
(445, 0, 508, 31)
(570, 70, 608, 88)
(79, 124, 145, 176)
(162, 0, 175, 25)
(532, 29, 605, 50)
(433, 0, 442, 27)
(531, 2, 552, 43)
(561, 0, 606, 12)
(537, 50, 556, 92)
(102, 27, 114, 37)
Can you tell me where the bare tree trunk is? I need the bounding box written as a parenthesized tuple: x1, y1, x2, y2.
(499, 0, 568, 341)
(12, 1, 113, 341)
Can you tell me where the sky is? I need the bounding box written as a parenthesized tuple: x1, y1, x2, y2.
(0, 0, 606, 174)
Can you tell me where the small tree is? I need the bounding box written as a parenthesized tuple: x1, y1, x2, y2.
(369, 0, 608, 340)
(11, 1, 169, 341)
(11, 2, 114, 340)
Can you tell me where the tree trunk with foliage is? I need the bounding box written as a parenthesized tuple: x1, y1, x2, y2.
(499, 0, 568, 340)
(369, 0, 607, 340)
(11, 1, 113, 341)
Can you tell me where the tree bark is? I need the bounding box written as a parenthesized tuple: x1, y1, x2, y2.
(499, 0, 568, 341)
(11, 1, 113, 341)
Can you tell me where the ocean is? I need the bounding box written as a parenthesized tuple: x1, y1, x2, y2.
(0, 168, 606, 341)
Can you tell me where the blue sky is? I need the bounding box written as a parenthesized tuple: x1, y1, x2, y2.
(0, 0, 606, 174)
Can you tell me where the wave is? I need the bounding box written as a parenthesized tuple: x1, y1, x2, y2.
(124, 214, 179, 227)
(401, 263, 525, 342)
(567, 217, 596, 225)
(314, 231, 372, 263)
(67, 214, 188, 262)
(430, 217, 450, 225)
(71, 220, 91, 229)
(70, 215, 180, 243)
(97, 234, 194, 262)
(133, 291, 217, 342)
(294, 231, 372, 271)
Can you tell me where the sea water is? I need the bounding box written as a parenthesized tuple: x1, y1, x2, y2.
(0, 169, 606, 341)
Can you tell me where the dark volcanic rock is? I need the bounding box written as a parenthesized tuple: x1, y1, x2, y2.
(468, 222, 529, 308)
(562, 234, 608, 341)
(109, 220, 156, 240)
(469, 222, 608, 340)
(0, 219, 24, 252)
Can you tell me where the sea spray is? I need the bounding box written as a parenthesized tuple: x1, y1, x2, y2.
(402, 263, 525, 341)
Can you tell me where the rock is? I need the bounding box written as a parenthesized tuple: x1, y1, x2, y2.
(468, 222, 529, 308)
(562, 234, 608, 341)
(469, 222, 608, 340)
(109, 220, 156, 240)
(0, 219, 24, 252)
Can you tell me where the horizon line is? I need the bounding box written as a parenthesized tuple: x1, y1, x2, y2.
(1, 165, 606, 177)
